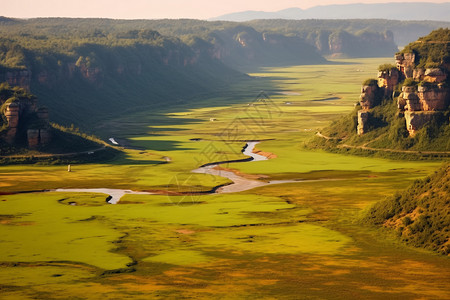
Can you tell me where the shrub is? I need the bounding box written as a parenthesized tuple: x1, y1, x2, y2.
(378, 63, 397, 72)
(403, 78, 417, 87)
(402, 216, 413, 226)
(362, 78, 378, 86)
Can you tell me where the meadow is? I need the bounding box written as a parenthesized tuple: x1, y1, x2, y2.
(0, 58, 449, 299)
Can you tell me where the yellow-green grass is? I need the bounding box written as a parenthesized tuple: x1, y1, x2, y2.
(0, 193, 131, 270)
(1, 58, 450, 299)
(0, 192, 307, 269)
(229, 139, 441, 176)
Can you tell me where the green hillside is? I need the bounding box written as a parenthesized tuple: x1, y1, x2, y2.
(363, 163, 450, 255)
(311, 28, 450, 155)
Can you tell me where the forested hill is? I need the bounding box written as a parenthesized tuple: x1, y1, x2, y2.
(0, 17, 327, 127)
(0, 26, 239, 127)
(0, 17, 325, 70)
(363, 163, 450, 256)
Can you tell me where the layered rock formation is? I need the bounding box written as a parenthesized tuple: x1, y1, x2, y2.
(397, 74, 448, 136)
(357, 111, 370, 135)
(378, 68, 399, 98)
(395, 53, 415, 78)
(4, 101, 20, 143)
(26, 107, 51, 148)
(0, 86, 51, 148)
(359, 84, 379, 110)
(3, 70, 32, 91)
(358, 50, 449, 136)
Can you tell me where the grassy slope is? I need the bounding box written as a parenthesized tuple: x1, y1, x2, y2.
(363, 163, 450, 255)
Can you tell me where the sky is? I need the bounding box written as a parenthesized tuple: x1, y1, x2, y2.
(1, 0, 449, 20)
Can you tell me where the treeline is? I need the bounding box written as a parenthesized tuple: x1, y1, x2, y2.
(363, 163, 450, 255)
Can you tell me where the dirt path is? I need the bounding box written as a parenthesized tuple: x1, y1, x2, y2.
(0, 146, 107, 159)
(339, 143, 450, 155)
(316, 132, 450, 156)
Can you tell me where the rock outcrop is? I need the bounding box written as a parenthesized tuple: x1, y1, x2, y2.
(357, 111, 370, 135)
(3, 101, 20, 143)
(357, 81, 381, 135)
(395, 53, 415, 78)
(358, 48, 449, 136)
(3, 70, 32, 91)
(418, 84, 448, 111)
(404, 111, 436, 136)
(27, 128, 51, 148)
(378, 68, 399, 98)
(300, 29, 398, 58)
(359, 84, 379, 110)
(0, 85, 51, 148)
(396, 66, 448, 135)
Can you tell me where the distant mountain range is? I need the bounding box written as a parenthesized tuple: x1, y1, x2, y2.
(211, 2, 450, 22)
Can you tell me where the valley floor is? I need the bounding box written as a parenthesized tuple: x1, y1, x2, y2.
(0, 58, 449, 299)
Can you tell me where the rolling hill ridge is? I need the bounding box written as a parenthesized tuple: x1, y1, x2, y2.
(212, 2, 450, 22)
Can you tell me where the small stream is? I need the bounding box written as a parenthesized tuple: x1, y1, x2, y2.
(50, 141, 298, 203)
(193, 142, 297, 193)
(54, 188, 155, 204)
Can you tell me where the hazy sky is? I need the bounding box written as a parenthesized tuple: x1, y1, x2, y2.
(2, 0, 449, 19)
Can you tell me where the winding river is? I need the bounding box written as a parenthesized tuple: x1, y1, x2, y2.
(52, 141, 297, 203)
(193, 141, 297, 194)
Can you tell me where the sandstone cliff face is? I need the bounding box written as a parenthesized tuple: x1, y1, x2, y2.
(303, 29, 398, 58)
(358, 83, 382, 135)
(404, 111, 435, 136)
(378, 68, 399, 98)
(357, 51, 449, 137)
(4, 101, 20, 143)
(398, 83, 448, 135)
(418, 85, 448, 111)
(1, 89, 51, 148)
(357, 111, 370, 135)
(359, 85, 379, 110)
(26, 128, 51, 148)
(395, 53, 415, 78)
(3, 70, 32, 91)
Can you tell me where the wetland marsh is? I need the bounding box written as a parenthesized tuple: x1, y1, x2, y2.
(1, 58, 449, 299)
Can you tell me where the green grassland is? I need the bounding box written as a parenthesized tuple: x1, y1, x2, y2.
(1, 58, 449, 299)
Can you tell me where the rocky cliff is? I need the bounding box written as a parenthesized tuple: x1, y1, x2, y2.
(317, 29, 450, 153)
(209, 25, 325, 69)
(2, 70, 32, 91)
(356, 29, 449, 138)
(0, 84, 51, 148)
